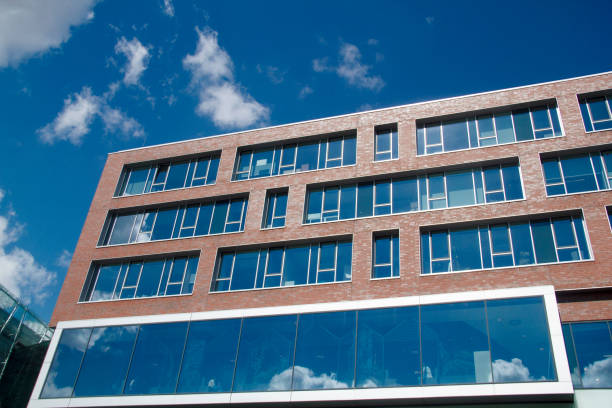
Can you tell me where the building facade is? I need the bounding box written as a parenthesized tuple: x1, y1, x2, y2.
(29, 72, 612, 407)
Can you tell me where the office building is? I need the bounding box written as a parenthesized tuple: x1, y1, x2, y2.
(29, 72, 612, 408)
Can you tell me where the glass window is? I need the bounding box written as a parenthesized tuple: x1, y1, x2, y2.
(233, 315, 297, 392)
(357, 182, 374, 218)
(373, 233, 399, 278)
(165, 161, 189, 190)
(356, 306, 420, 387)
(282, 245, 309, 286)
(90, 265, 120, 301)
(263, 190, 288, 228)
(374, 127, 398, 161)
(543, 151, 612, 196)
(135, 260, 164, 298)
(580, 94, 612, 131)
(442, 119, 469, 151)
(449, 227, 481, 271)
(124, 322, 188, 395)
(421, 301, 491, 384)
(565, 321, 612, 388)
(177, 319, 241, 393)
(41, 328, 91, 398)
(73, 326, 139, 397)
(230, 251, 259, 291)
(446, 169, 475, 207)
(123, 166, 150, 196)
(293, 311, 356, 390)
(561, 154, 598, 194)
(487, 297, 555, 383)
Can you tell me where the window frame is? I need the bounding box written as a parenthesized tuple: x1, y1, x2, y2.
(372, 231, 400, 280)
(261, 189, 288, 229)
(578, 92, 612, 133)
(374, 124, 399, 162)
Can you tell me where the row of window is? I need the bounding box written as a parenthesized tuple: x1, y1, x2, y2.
(41, 296, 555, 398)
(84, 211, 596, 301)
(305, 163, 523, 224)
(114, 92, 611, 198)
(99, 197, 248, 246)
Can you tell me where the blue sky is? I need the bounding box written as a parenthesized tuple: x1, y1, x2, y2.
(0, 0, 610, 322)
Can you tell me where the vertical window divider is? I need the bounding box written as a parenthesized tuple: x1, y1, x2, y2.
(69, 328, 94, 398)
(229, 318, 244, 393)
(289, 314, 300, 391)
(418, 305, 423, 385)
(483, 300, 494, 384)
(174, 321, 192, 393)
(567, 324, 582, 388)
(352, 310, 359, 388)
(154, 260, 167, 297)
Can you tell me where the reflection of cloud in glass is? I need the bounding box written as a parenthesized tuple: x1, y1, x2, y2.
(268, 366, 348, 390)
(42, 372, 72, 398)
(492, 358, 533, 382)
(582, 356, 612, 387)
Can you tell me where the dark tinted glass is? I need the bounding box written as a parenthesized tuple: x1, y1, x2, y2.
(356, 307, 420, 387)
(73, 326, 138, 396)
(230, 251, 259, 291)
(165, 161, 189, 190)
(124, 322, 188, 395)
(135, 260, 164, 298)
(233, 315, 297, 392)
(293, 311, 356, 390)
(571, 321, 612, 388)
(282, 245, 309, 286)
(177, 319, 241, 393)
(91, 265, 120, 301)
(560, 154, 597, 194)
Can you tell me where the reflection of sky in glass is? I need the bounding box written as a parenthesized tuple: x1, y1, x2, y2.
(569, 321, 612, 388)
(293, 311, 355, 390)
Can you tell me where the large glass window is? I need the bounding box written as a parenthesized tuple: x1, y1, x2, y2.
(372, 232, 399, 279)
(579, 93, 612, 132)
(99, 197, 248, 246)
(40, 295, 557, 399)
(262, 190, 288, 229)
(116, 153, 220, 196)
(305, 162, 523, 224)
(211, 239, 352, 292)
(233, 133, 356, 180)
(562, 320, 612, 388)
(374, 125, 398, 161)
(421, 214, 591, 274)
(79, 255, 199, 302)
(542, 149, 612, 196)
(417, 103, 562, 155)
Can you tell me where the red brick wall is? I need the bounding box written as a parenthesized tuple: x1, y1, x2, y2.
(50, 73, 612, 326)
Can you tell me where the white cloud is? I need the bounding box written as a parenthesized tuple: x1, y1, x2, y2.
(0, 199, 56, 306)
(114, 37, 150, 86)
(492, 358, 532, 382)
(38, 87, 100, 145)
(425, 16, 435, 25)
(299, 85, 313, 99)
(367, 38, 379, 46)
(581, 356, 612, 387)
(56, 249, 72, 269)
(38, 86, 144, 145)
(268, 366, 349, 391)
(312, 57, 330, 73)
(162, 0, 175, 17)
(183, 27, 269, 128)
(257, 64, 285, 84)
(336, 43, 385, 91)
(0, 0, 97, 68)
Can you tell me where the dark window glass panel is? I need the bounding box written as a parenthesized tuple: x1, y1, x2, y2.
(177, 319, 241, 393)
(561, 154, 598, 194)
(151, 208, 177, 241)
(531, 220, 557, 263)
(531, 107, 551, 129)
(442, 119, 469, 151)
(494, 113, 515, 144)
(124, 322, 188, 395)
(446, 169, 475, 207)
(550, 107, 562, 136)
(264, 195, 276, 228)
(194, 203, 213, 236)
(542, 159, 564, 194)
(233, 315, 297, 392)
(569, 322, 612, 388)
(282, 245, 309, 286)
(207, 156, 219, 183)
(374, 181, 391, 215)
(236, 151, 252, 174)
(318, 139, 327, 168)
(510, 222, 535, 265)
(343, 136, 356, 165)
(416, 127, 425, 155)
(327, 137, 342, 164)
(501, 164, 523, 200)
(477, 115, 496, 146)
(513, 108, 534, 141)
(120, 287, 136, 299)
(226, 200, 244, 226)
(339, 185, 356, 219)
(319, 242, 335, 270)
(306, 189, 322, 223)
(124, 167, 149, 195)
(216, 253, 234, 279)
(293, 311, 356, 390)
(108, 213, 137, 245)
(114, 267, 127, 299)
(483, 166, 502, 197)
(392, 235, 399, 277)
(589, 97, 611, 121)
(488, 297, 555, 383)
(135, 260, 164, 298)
(562, 324, 582, 387)
(552, 217, 576, 248)
(450, 228, 481, 271)
(375, 131, 391, 160)
(296, 141, 319, 172)
(123, 262, 142, 287)
(421, 301, 491, 384)
(323, 187, 339, 216)
(357, 182, 374, 218)
(392, 177, 418, 213)
(591, 154, 607, 190)
(73, 326, 138, 397)
(181, 257, 198, 294)
(151, 164, 169, 191)
(91, 265, 120, 301)
(165, 161, 189, 190)
(428, 173, 445, 203)
(250, 148, 274, 178)
(430, 230, 449, 259)
(210, 201, 228, 234)
(356, 307, 420, 387)
(579, 100, 594, 132)
(41, 328, 91, 398)
(230, 251, 259, 291)
(274, 193, 288, 218)
(593, 119, 612, 130)
(573, 217, 591, 260)
(425, 123, 441, 147)
(374, 236, 391, 264)
(468, 119, 478, 148)
(418, 177, 428, 209)
(192, 158, 209, 182)
(421, 234, 431, 275)
(336, 241, 352, 282)
(479, 227, 492, 269)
